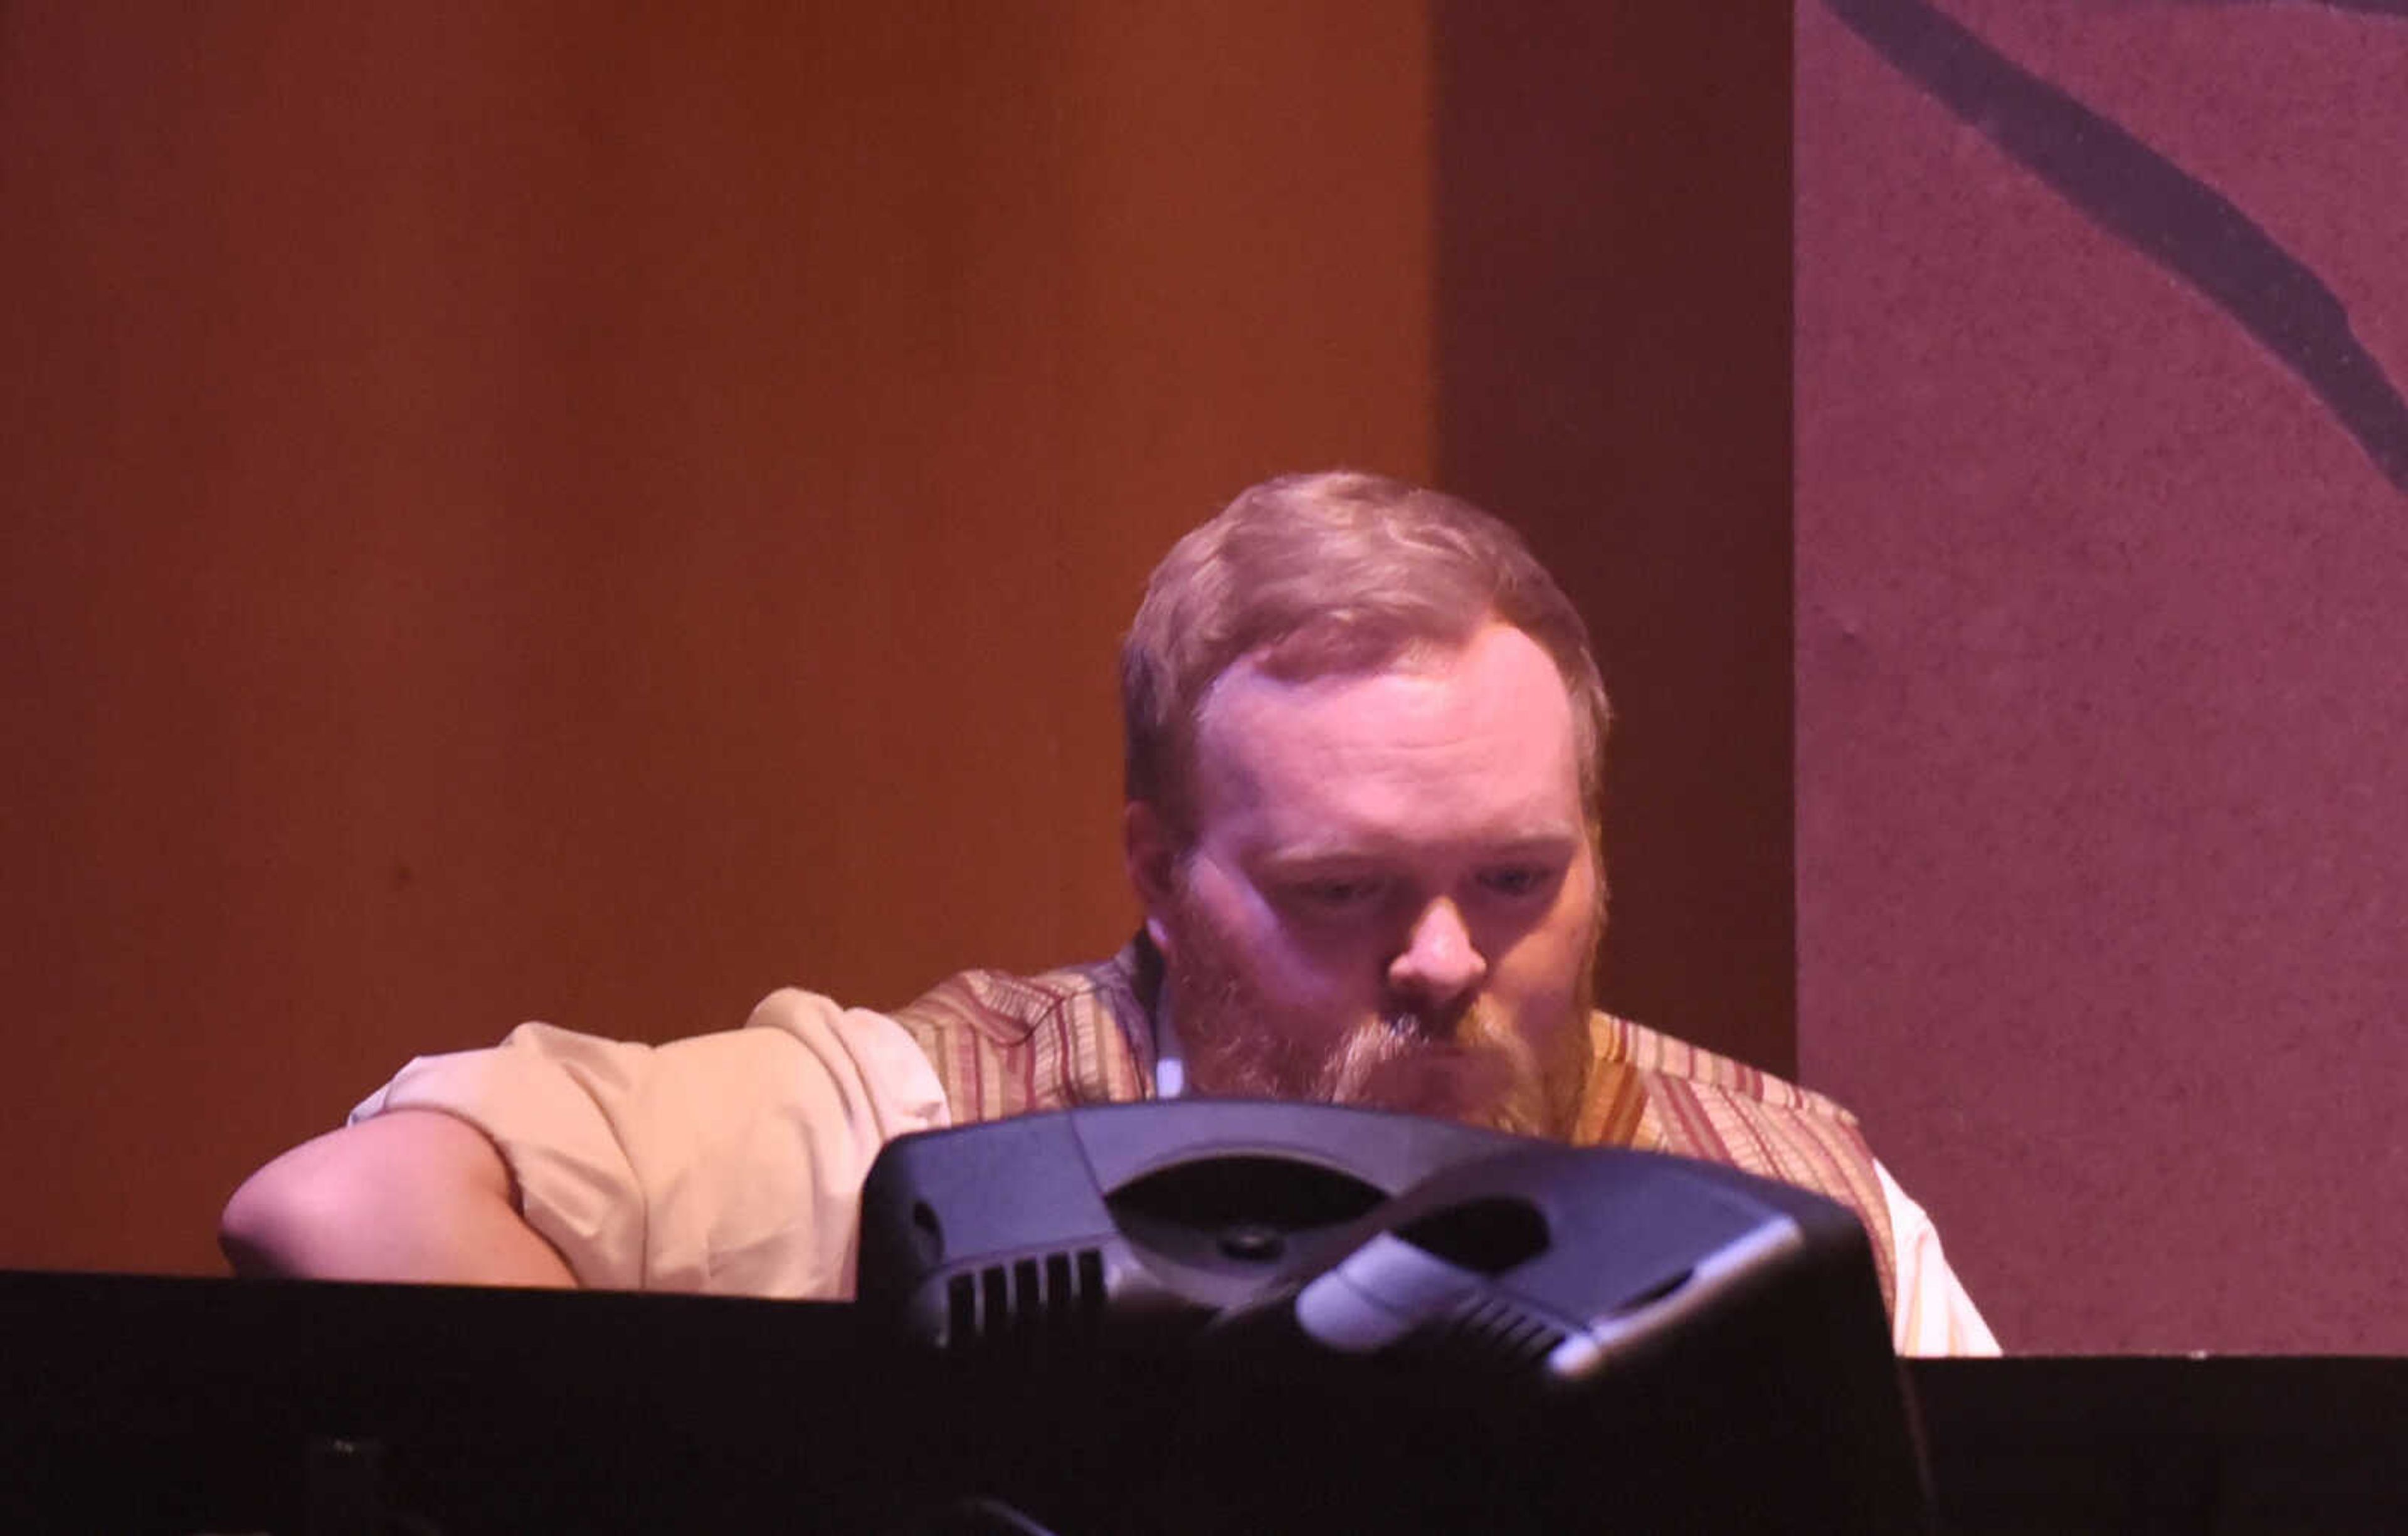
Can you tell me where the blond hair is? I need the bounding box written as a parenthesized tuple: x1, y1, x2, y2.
(1122, 471, 1610, 839)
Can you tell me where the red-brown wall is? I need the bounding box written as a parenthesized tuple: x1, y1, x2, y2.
(2, 5, 1433, 1278)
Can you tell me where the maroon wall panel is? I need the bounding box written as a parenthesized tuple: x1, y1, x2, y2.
(1800, 0, 2408, 1351)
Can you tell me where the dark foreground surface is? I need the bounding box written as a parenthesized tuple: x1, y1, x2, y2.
(3, 1271, 2402, 1533)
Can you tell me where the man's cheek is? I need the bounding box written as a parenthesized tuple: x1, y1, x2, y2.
(1246, 929, 1356, 1009)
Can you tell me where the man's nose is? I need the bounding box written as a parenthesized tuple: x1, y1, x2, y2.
(1386, 898, 1488, 1010)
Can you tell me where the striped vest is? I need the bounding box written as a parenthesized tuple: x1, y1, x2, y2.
(889, 944, 1896, 1313)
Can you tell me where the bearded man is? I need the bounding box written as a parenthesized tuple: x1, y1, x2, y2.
(222, 471, 1994, 1355)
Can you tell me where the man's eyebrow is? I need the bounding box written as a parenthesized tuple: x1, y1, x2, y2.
(1465, 834, 1586, 867)
(1249, 844, 1382, 873)
(1252, 831, 1584, 868)
(1431, 832, 1583, 858)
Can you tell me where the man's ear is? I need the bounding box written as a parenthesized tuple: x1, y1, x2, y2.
(1123, 800, 1180, 957)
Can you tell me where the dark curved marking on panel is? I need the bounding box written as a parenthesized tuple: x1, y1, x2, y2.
(2164, 1, 2408, 18)
(1822, 0, 2408, 493)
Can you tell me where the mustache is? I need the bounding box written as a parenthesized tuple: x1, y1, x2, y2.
(1312, 1007, 1550, 1136)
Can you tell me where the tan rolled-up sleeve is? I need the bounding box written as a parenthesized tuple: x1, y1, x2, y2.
(349, 989, 950, 1297)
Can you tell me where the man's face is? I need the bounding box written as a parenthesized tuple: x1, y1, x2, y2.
(1135, 622, 1602, 1138)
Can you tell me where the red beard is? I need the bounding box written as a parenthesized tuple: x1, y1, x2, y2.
(1164, 899, 1592, 1140)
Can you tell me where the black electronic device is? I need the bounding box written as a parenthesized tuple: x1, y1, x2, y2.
(855, 1098, 1521, 1349)
(856, 1100, 1934, 1532)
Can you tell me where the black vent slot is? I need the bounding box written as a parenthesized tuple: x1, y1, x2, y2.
(1395, 1196, 1549, 1275)
(1399, 1293, 1566, 1373)
(942, 1248, 1107, 1350)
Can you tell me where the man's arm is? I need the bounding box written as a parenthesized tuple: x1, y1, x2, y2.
(219, 1109, 577, 1286)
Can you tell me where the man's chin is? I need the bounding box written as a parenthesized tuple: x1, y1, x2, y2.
(1299, 1011, 1570, 1137)
(1335, 1043, 1558, 1138)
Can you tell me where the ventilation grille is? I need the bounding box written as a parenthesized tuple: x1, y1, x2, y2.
(1400, 1292, 1567, 1373)
(942, 1248, 1108, 1351)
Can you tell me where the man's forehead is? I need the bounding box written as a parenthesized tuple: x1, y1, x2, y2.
(1195, 636, 1472, 754)
(1188, 623, 1584, 830)
(1203, 634, 1453, 713)
(1201, 619, 1561, 718)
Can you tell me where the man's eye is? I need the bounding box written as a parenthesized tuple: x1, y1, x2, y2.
(1478, 866, 1551, 898)
(1296, 876, 1383, 908)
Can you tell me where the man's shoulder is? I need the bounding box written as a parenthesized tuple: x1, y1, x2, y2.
(1591, 1010, 1862, 1127)
(883, 946, 1155, 1118)
(1588, 1010, 1893, 1307)
(890, 950, 1144, 1048)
